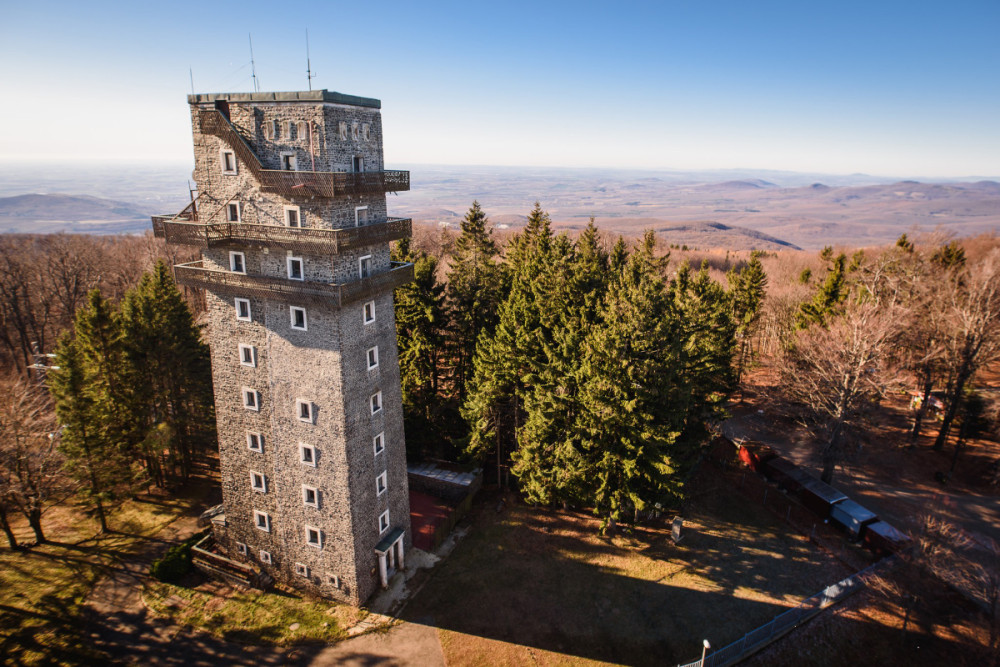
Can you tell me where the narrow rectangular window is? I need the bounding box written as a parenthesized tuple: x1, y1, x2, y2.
(235, 298, 252, 321)
(359, 255, 372, 279)
(260, 550, 272, 564)
(299, 443, 317, 466)
(296, 399, 313, 423)
(254, 510, 270, 532)
(295, 562, 310, 577)
(376, 471, 387, 496)
(239, 344, 256, 367)
(370, 391, 382, 415)
(378, 510, 389, 534)
(237, 542, 247, 556)
(353, 155, 364, 172)
(227, 202, 241, 222)
(338, 122, 347, 140)
(367, 346, 379, 370)
(287, 257, 303, 281)
(229, 251, 246, 274)
(281, 153, 297, 171)
(302, 485, 318, 508)
(354, 206, 368, 227)
(290, 306, 307, 331)
(362, 123, 370, 141)
(373, 432, 384, 456)
(242, 387, 259, 411)
(247, 432, 263, 452)
(284, 206, 301, 228)
(221, 150, 237, 174)
(363, 300, 375, 324)
(250, 471, 266, 492)
(305, 525, 322, 548)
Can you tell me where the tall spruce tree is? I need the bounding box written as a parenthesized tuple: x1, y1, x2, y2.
(447, 201, 503, 402)
(727, 252, 768, 384)
(798, 251, 848, 328)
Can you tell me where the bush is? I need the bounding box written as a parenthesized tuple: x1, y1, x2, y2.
(150, 541, 193, 583)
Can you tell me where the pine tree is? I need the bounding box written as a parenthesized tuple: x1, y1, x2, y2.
(727, 252, 768, 384)
(798, 252, 848, 328)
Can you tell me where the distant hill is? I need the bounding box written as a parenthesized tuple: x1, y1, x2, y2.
(0, 194, 153, 234)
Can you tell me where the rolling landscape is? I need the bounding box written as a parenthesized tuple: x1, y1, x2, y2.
(1, 162, 998, 250)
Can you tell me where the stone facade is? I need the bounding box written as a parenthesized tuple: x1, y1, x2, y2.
(171, 90, 412, 605)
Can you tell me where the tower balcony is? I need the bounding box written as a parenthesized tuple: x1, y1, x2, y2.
(197, 109, 409, 197)
(152, 215, 412, 254)
(173, 260, 414, 307)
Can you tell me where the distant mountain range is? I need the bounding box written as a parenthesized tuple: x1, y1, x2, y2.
(0, 194, 154, 234)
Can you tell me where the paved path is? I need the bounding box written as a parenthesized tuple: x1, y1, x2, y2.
(309, 621, 445, 666)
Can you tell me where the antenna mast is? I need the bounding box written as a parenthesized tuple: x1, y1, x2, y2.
(249, 34, 260, 93)
(189, 67, 195, 94)
(306, 30, 316, 91)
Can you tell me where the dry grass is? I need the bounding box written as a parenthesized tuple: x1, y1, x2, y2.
(403, 475, 849, 667)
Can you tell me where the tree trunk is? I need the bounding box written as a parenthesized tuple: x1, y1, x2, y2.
(934, 365, 973, 451)
(27, 507, 45, 544)
(0, 507, 18, 549)
(909, 375, 934, 448)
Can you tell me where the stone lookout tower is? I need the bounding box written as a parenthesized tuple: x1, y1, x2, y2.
(152, 90, 412, 604)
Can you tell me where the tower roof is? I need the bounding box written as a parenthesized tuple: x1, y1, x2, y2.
(187, 89, 380, 109)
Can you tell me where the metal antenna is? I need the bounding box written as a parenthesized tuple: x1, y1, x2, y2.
(189, 67, 195, 94)
(306, 30, 316, 91)
(249, 34, 260, 92)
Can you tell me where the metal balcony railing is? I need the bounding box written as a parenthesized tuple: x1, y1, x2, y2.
(152, 216, 411, 254)
(198, 109, 409, 198)
(173, 260, 415, 306)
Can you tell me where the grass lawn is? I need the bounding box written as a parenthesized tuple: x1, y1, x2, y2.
(0, 482, 211, 665)
(402, 473, 851, 667)
(142, 578, 363, 645)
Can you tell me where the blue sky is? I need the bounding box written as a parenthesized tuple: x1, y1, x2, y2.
(1, 0, 998, 178)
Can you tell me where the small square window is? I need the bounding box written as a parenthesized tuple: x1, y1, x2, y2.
(373, 432, 384, 456)
(354, 206, 368, 227)
(363, 300, 375, 325)
(296, 399, 314, 423)
(239, 344, 257, 367)
(281, 153, 297, 171)
(305, 525, 322, 548)
(295, 562, 310, 577)
(250, 470, 266, 492)
(229, 251, 246, 274)
(378, 510, 389, 535)
(254, 510, 271, 532)
(243, 387, 259, 411)
(290, 306, 307, 331)
(237, 542, 247, 556)
(247, 432, 263, 452)
(284, 206, 301, 228)
(302, 485, 318, 508)
(367, 346, 379, 371)
(227, 202, 241, 222)
(370, 391, 382, 415)
(329, 575, 340, 588)
(299, 443, 317, 466)
(260, 550, 272, 564)
(376, 471, 387, 496)
(221, 149, 237, 175)
(287, 257, 304, 281)
(359, 255, 372, 279)
(235, 298, 252, 321)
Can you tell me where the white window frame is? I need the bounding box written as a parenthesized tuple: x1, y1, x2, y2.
(296, 399, 314, 423)
(246, 431, 263, 452)
(373, 432, 385, 456)
(284, 205, 301, 228)
(359, 255, 372, 279)
(280, 152, 298, 171)
(302, 484, 319, 508)
(242, 387, 260, 412)
(295, 562, 310, 577)
(226, 201, 241, 223)
(363, 300, 375, 325)
(354, 206, 368, 227)
(250, 470, 266, 493)
(305, 525, 322, 549)
(299, 442, 317, 467)
(229, 251, 246, 274)
(235, 298, 252, 322)
(376, 471, 387, 496)
(254, 510, 271, 533)
(238, 343, 257, 367)
(237, 542, 247, 556)
(220, 149, 237, 175)
(287, 256, 304, 281)
(367, 346, 379, 371)
(329, 575, 340, 588)
(290, 306, 308, 331)
(260, 550, 272, 564)
(378, 510, 389, 535)
(370, 391, 382, 415)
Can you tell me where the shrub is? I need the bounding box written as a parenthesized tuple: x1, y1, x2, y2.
(150, 541, 193, 583)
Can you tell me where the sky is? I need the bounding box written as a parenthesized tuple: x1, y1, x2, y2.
(1, 0, 998, 179)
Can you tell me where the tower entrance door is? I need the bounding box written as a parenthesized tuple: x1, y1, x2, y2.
(374, 527, 405, 588)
